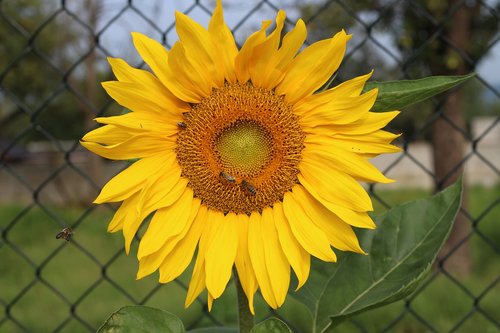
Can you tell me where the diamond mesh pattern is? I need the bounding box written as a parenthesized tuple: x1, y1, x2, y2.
(1, 0, 499, 332)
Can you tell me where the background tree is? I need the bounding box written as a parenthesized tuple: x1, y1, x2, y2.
(0, 0, 112, 144)
(297, 0, 500, 275)
(0, 0, 117, 204)
(394, 0, 499, 275)
(0, 0, 78, 141)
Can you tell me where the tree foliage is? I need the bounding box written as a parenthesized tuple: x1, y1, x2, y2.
(298, 0, 500, 137)
(0, 0, 110, 142)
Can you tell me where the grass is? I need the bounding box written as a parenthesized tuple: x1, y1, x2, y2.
(0, 184, 499, 332)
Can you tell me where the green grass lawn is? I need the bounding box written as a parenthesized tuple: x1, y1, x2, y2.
(0, 184, 499, 332)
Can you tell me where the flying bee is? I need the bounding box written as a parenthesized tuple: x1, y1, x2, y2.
(220, 171, 236, 184)
(241, 179, 257, 196)
(56, 227, 73, 242)
(177, 121, 187, 129)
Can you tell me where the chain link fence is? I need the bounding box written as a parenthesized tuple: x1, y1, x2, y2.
(0, 0, 499, 332)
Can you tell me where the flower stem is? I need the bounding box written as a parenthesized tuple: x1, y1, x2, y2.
(234, 268, 253, 333)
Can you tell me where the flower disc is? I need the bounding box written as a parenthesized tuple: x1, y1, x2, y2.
(215, 119, 273, 176)
(176, 82, 305, 214)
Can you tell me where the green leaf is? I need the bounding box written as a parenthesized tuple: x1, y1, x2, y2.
(188, 329, 237, 333)
(250, 318, 292, 333)
(292, 179, 462, 333)
(97, 305, 185, 333)
(364, 73, 475, 112)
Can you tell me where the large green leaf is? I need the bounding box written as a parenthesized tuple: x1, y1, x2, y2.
(293, 179, 462, 333)
(364, 73, 475, 111)
(188, 329, 237, 333)
(250, 318, 292, 333)
(97, 305, 185, 333)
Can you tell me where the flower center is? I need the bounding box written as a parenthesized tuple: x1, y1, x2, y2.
(176, 82, 304, 214)
(215, 120, 273, 177)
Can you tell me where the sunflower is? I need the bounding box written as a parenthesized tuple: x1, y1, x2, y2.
(81, 0, 400, 313)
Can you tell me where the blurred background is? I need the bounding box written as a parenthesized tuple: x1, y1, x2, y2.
(0, 0, 499, 332)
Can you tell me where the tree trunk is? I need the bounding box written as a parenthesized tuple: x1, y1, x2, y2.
(431, 0, 473, 276)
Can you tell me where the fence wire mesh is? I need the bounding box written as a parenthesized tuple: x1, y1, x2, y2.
(0, 0, 499, 332)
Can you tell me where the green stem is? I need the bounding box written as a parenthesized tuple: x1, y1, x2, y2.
(234, 268, 253, 333)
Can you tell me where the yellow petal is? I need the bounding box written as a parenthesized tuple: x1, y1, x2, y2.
(234, 213, 257, 314)
(175, 11, 223, 88)
(142, 176, 188, 216)
(356, 129, 401, 143)
(136, 198, 201, 279)
(249, 18, 306, 90)
(272, 202, 310, 290)
(327, 204, 376, 229)
(80, 134, 175, 161)
(294, 71, 373, 113)
(108, 57, 148, 83)
(335, 129, 401, 144)
(276, 30, 349, 104)
(101, 81, 182, 115)
(138, 188, 195, 259)
(205, 210, 238, 299)
(292, 186, 365, 253)
(323, 132, 402, 156)
(234, 20, 272, 84)
(106, 57, 188, 113)
(95, 112, 179, 134)
(243, 12, 307, 90)
(307, 111, 400, 136)
(123, 177, 188, 254)
(275, 19, 307, 70)
(247, 211, 278, 308)
(82, 125, 134, 146)
(282, 191, 337, 262)
(208, 0, 238, 83)
(302, 143, 393, 183)
(168, 42, 211, 98)
(248, 10, 286, 89)
(208, 292, 214, 312)
(298, 173, 376, 229)
(298, 89, 378, 127)
(324, 70, 373, 97)
(107, 192, 140, 233)
(185, 253, 207, 308)
(193, 206, 216, 262)
(261, 207, 290, 307)
(131, 32, 200, 103)
(184, 206, 209, 308)
(158, 199, 206, 284)
(299, 158, 373, 211)
(118, 194, 142, 254)
(95, 153, 175, 204)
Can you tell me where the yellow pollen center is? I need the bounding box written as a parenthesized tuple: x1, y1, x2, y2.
(176, 82, 304, 214)
(215, 120, 272, 177)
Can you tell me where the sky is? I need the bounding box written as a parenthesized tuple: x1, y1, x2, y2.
(92, 0, 500, 87)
